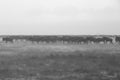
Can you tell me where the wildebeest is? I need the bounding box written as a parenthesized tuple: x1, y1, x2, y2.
(2, 37, 13, 43)
(85, 36, 113, 44)
(102, 37, 113, 44)
(1, 35, 115, 44)
(115, 36, 120, 43)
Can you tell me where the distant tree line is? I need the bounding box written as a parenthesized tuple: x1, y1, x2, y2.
(2, 35, 120, 44)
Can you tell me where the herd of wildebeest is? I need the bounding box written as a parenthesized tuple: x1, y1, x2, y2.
(1, 35, 120, 44)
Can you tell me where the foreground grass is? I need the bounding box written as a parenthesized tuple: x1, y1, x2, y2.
(0, 51, 120, 80)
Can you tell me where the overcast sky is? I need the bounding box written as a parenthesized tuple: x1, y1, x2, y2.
(0, 0, 120, 35)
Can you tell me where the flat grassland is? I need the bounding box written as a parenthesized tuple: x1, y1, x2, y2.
(0, 43, 120, 80)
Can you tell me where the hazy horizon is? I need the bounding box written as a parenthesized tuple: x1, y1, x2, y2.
(0, 0, 120, 35)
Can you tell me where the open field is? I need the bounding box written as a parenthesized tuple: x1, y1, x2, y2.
(0, 43, 120, 80)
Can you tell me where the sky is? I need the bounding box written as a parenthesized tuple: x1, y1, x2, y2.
(0, 0, 120, 35)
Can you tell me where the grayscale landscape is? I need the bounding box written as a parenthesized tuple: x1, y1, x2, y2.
(0, 35, 120, 80)
(0, 0, 120, 80)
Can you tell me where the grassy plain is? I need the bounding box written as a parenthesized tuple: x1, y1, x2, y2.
(0, 43, 120, 80)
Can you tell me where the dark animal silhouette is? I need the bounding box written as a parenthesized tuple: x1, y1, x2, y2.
(115, 36, 120, 43)
(2, 37, 13, 43)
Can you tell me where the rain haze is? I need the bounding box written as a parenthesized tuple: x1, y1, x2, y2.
(0, 0, 120, 35)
